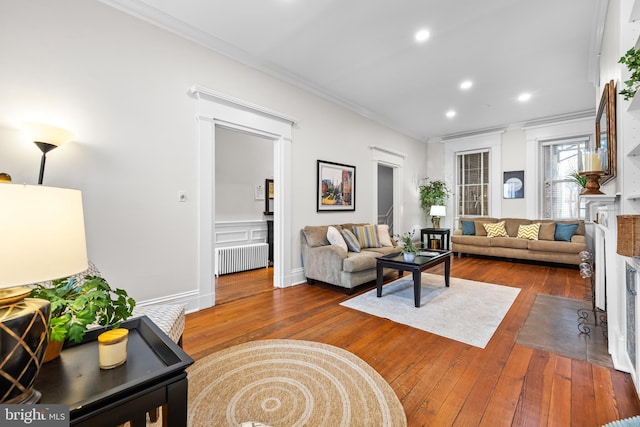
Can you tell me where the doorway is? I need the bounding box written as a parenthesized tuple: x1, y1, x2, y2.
(377, 164, 394, 235)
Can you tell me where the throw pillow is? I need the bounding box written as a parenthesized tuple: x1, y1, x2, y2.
(377, 224, 394, 247)
(474, 219, 496, 237)
(352, 225, 381, 248)
(484, 221, 508, 238)
(538, 222, 556, 241)
(327, 226, 347, 252)
(461, 220, 476, 235)
(555, 223, 579, 242)
(517, 223, 540, 240)
(341, 229, 361, 253)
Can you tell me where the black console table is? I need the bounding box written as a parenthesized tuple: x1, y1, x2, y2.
(420, 228, 451, 250)
(35, 316, 193, 427)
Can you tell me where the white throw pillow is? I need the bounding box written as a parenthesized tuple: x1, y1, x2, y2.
(327, 226, 348, 252)
(377, 224, 393, 247)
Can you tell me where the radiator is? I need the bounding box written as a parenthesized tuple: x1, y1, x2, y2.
(215, 243, 269, 275)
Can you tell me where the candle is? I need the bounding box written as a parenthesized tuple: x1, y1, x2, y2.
(583, 150, 601, 171)
(98, 328, 129, 369)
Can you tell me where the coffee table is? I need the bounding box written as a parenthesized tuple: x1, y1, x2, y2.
(376, 250, 451, 307)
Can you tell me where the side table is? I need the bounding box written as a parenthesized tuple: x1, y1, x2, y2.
(35, 316, 193, 427)
(421, 228, 451, 251)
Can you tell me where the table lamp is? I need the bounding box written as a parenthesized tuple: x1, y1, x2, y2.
(0, 184, 88, 403)
(430, 205, 446, 229)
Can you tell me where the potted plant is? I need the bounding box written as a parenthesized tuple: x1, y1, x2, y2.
(396, 230, 418, 262)
(419, 178, 452, 226)
(30, 275, 136, 362)
(619, 47, 640, 101)
(568, 170, 587, 189)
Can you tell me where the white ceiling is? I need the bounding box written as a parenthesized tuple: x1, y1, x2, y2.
(102, 0, 603, 141)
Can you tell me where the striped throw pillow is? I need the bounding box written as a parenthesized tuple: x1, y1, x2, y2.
(341, 229, 361, 253)
(517, 223, 540, 240)
(483, 221, 508, 238)
(352, 225, 381, 248)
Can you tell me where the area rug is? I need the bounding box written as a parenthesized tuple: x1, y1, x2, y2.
(340, 273, 520, 348)
(186, 339, 407, 427)
(517, 293, 613, 368)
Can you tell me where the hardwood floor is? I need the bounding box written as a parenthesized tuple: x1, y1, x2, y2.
(184, 256, 640, 426)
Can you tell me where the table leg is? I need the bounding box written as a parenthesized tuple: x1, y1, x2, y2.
(444, 255, 451, 287)
(376, 262, 384, 298)
(166, 376, 188, 427)
(413, 268, 421, 307)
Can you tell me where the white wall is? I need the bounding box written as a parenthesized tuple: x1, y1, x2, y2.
(0, 0, 427, 307)
(500, 129, 527, 217)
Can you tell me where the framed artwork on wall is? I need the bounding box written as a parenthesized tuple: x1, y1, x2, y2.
(317, 160, 355, 212)
(503, 170, 524, 199)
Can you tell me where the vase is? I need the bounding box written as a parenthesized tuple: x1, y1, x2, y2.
(403, 252, 416, 262)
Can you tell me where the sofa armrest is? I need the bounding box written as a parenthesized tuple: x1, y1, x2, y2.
(301, 244, 347, 285)
(571, 235, 585, 244)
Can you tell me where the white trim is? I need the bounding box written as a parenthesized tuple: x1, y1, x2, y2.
(192, 86, 294, 310)
(371, 147, 405, 234)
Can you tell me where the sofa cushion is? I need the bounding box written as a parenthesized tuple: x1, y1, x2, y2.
(517, 223, 540, 240)
(484, 221, 508, 238)
(341, 229, 361, 252)
(352, 224, 381, 248)
(327, 226, 347, 252)
(527, 239, 585, 254)
(342, 252, 378, 273)
(451, 235, 492, 247)
(538, 222, 556, 241)
(555, 223, 579, 242)
(303, 226, 329, 247)
(489, 236, 530, 249)
(461, 220, 475, 235)
(377, 224, 394, 247)
(503, 218, 532, 237)
(474, 218, 498, 236)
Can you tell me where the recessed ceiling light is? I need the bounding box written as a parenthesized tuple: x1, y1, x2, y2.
(460, 80, 473, 90)
(446, 110, 456, 118)
(415, 29, 430, 42)
(518, 92, 532, 102)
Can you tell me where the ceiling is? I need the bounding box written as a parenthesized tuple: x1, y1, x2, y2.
(102, 0, 604, 141)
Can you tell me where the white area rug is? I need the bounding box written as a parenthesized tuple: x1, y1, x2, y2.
(341, 273, 520, 348)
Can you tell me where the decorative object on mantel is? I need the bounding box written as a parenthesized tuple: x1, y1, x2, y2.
(0, 173, 11, 182)
(617, 215, 640, 257)
(595, 80, 617, 185)
(579, 171, 605, 194)
(568, 170, 587, 189)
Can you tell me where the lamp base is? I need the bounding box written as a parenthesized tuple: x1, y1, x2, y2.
(0, 296, 50, 403)
(432, 216, 441, 229)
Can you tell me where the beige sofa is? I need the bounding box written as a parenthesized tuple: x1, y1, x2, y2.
(300, 223, 400, 292)
(451, 217, 587, 265)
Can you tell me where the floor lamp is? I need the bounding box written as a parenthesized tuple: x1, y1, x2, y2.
(0, 184, 88, 403)
(26, 124, 75, 185)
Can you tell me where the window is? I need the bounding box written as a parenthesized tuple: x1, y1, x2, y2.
(542, 137, 588, 219)
(457, 150, 489, 216)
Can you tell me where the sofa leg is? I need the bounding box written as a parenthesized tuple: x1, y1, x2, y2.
(307, 278, 315, 285)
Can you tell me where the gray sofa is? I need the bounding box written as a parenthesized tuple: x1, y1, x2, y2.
(451, 217, 587, 265)
(300, 224, 400, 292)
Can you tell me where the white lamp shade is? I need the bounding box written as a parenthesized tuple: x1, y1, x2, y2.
(430, 205, 446, 217)
(25, 123, 75, 147)
(0, 184, 88, 287)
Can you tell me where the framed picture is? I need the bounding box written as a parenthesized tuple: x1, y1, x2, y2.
(503, 170, 524, 199)
(317, 160, 355, 212)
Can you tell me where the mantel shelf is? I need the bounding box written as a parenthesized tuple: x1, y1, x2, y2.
(579, 194, 618, 206)
(628, 194, 640, 200)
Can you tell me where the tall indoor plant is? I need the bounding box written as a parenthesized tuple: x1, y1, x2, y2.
(419, 178, 452, 226)
(30, 275, 136, 361)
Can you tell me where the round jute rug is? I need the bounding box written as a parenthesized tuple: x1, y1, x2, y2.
(187, 339, 407, 427)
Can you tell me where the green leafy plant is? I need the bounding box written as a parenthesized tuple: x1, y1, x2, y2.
(619, 47, 640, 101)
(419, 178, 451, 224)
(568, 170, 587, 188)
(396, 231, 418, 254)
(30, 276, 136, 343)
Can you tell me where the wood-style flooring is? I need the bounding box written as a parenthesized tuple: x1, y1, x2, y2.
(183, 256, 640, 426)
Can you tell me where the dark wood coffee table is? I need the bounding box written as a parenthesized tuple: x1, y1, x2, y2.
(376, 250, 451, 307)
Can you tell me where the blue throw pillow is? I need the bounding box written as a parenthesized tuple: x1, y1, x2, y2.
(554, 223, 579, 242)
(461, 220, 476, 235)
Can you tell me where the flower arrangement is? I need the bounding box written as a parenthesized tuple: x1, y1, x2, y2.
(396, 230, 418, 254)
